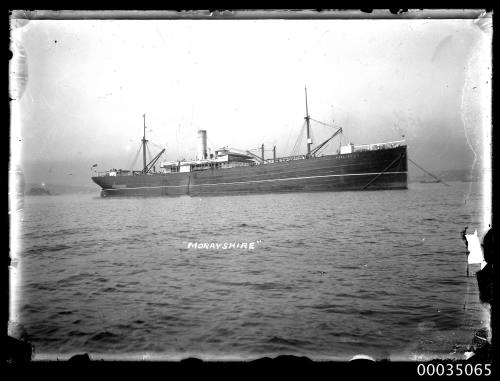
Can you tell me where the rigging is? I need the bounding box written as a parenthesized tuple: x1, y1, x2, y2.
(289, 87, 345, 158)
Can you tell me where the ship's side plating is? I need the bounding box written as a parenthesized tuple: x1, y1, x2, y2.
(92, 145, 407, 197)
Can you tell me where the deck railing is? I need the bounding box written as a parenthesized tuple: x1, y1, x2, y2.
(93, 141, 406, 176)
(353, 140, 405, 152)
(93, 170, 151, 177)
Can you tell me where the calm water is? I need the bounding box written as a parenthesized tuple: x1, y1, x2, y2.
(10, 181, 489, 360)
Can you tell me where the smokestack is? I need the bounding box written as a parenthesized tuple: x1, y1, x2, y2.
(197, 130, 207, 160)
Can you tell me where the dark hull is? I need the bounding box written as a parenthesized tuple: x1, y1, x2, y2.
(92, 146, 407, 197)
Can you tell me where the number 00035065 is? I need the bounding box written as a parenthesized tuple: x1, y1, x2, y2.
(417, 363, 491, 376)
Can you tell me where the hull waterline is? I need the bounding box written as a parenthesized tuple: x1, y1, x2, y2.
(92, 146, 407, 197)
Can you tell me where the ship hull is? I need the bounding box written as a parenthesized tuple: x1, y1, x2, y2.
(92, 146, 407, 197)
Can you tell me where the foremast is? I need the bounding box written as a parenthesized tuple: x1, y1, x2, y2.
(142, 114, 148, 172)
(302, 86, 343, 158)
(304, 86, 312, 157)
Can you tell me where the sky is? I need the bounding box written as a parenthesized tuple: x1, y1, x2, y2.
(10, 14, 492, 187)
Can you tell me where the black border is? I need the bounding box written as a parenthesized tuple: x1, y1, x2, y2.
(5, 8, 497, 378)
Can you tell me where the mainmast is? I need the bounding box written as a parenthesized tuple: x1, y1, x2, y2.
(142, 114, 148, 172)
(304, 86, 312, 156)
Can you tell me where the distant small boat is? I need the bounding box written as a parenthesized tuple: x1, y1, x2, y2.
(27, 184, 51, 195)
(419, 179, 440, 184)
(27, 187, 51, 195)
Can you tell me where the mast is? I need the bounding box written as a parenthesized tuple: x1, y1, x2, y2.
(142, 114, 148, 172)
(304, 86, 311, 156)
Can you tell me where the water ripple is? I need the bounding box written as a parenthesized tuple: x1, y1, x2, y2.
(15, 183, 486, 359)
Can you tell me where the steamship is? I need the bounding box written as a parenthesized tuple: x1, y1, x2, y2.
(92, 89, 407, 197)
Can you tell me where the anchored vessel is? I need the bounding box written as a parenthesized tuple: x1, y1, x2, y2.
(92, 89, 407, 197)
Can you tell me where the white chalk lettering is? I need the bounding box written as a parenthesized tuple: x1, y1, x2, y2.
(186, 240, 262, 250)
